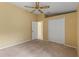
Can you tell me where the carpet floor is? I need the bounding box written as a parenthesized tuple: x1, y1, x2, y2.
(0, 40, 77, 57)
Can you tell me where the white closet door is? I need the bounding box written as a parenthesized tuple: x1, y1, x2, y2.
(48, 17, 65, 44)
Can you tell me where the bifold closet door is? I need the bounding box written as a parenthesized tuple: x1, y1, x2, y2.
(48, 17, 65, 44)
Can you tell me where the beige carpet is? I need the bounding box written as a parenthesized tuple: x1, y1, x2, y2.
(0, 40, 77, 57)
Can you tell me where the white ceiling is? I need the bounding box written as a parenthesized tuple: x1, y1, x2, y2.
(10, 2, 79, 16)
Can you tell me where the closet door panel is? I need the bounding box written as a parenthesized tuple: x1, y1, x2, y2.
(48, 17, 65, 44)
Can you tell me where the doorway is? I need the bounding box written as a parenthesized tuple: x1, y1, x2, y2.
(32, 22, 38, 40)
(32, 21, 43, 40)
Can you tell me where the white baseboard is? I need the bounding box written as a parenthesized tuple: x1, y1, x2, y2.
(0, 39, 31, 49)
(64, 44, 77, 49)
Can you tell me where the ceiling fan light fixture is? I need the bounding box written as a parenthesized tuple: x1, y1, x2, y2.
(24, 2, 50, 14)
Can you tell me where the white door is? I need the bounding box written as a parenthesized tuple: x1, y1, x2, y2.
(38, 21, 43, 40)
(48, 17, 65, 44)
(32, 22, 38, 40)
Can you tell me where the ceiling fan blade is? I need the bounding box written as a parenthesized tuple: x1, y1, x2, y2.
(38, 9, 44, 13)
(36, 2, 38, 7)
(39, 6, 50, 9)
(37, 2, 39, 7)
(31, 9, 36, 13)
(35, 2, 39, 8)
(24, 6, 35, 8)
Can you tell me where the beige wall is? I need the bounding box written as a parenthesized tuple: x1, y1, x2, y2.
(0, 3, 36, 49)
(65, 12, 77, 48)
(43, 12, 77, 48)
(37, 14, 45, 21)
(77, 5, 79, 56)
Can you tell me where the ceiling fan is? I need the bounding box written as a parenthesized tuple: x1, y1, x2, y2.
(24, 2, 50, 14)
